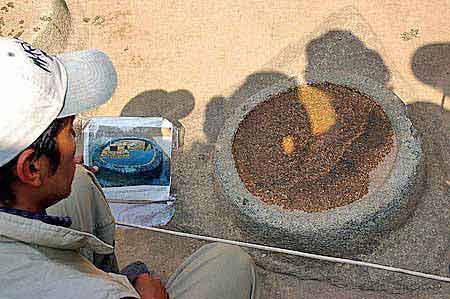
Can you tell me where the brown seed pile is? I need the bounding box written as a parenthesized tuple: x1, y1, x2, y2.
(232, 82, 395, 212)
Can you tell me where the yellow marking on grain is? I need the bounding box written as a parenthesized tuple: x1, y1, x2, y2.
(297, 85, 336, 135)
(282, 135, 295, 155)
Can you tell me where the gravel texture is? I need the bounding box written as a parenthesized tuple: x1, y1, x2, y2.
(232, 83, 395, 212)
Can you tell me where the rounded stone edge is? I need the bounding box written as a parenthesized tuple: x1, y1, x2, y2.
(214, 72, 424, 254)
(29, 0, 71, 54)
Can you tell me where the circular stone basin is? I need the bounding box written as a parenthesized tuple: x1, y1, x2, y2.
(93, 137, 163, 176)
(214, 73, 424, 255)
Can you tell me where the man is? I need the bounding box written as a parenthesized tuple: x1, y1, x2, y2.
(0, 37, 259, 299)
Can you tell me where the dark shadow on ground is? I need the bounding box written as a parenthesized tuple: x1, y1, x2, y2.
(120, 89, 195, 126)
(407, 102, 449, 186)
(203, 72, 293, 147)
(304, 30, 391, 87)
(412, 43, 450, 110)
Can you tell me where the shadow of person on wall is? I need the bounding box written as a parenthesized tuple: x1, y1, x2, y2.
(304, 30, 391, 86)
(406, 102, 448, 181)
(412, 43, 450, 111)
(203, 71, 293, 149)
(121, 89, 195, 134)
(406, 101, 450, 275)
(411, 42, 450, 191)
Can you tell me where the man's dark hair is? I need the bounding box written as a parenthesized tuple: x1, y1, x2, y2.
(0, 116, 73, 207)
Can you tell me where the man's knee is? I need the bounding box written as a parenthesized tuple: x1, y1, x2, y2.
(202, 243, 256, 272)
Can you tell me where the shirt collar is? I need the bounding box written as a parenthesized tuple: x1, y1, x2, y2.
(0, 211, 113, 254)
(0, 207, 72, 228)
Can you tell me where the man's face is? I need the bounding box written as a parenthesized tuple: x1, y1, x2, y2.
(42, 117, 77, 207)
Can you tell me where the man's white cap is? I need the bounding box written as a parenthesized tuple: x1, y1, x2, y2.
(0, 37, 117, 167)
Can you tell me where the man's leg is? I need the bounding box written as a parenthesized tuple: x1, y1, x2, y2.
(47, 165, 119, 273)
(166, 242, 260, 299)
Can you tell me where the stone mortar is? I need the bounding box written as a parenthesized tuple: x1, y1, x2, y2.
(215, 72, 424, 256)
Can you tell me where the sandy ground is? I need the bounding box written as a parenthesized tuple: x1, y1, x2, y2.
(9, 0, 450, 298)
(0, 1, 32, 38)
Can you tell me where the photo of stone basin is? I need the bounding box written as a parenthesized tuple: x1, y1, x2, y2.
(92, 137, 170, 188)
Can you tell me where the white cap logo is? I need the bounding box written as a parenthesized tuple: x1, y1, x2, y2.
(15, 38, 54, 73)
(0, 37, 117, 167)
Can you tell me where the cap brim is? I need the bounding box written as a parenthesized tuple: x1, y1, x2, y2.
(55, 50, 117, 118)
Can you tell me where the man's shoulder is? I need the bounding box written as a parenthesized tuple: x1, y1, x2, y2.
(0, 238, 138, 299)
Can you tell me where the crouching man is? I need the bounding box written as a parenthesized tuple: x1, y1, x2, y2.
(0, 37, 259, 299)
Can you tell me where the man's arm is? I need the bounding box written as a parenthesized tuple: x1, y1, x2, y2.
(134, 273, 169, 299)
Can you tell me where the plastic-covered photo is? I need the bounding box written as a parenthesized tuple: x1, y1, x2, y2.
(92, 136, 170, 187)
(82, 117, 176, 202)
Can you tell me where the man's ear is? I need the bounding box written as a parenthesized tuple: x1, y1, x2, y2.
(15, 149, 47, 187)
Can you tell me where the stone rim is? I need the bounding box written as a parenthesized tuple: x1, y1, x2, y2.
(214, 72, 423, 253)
